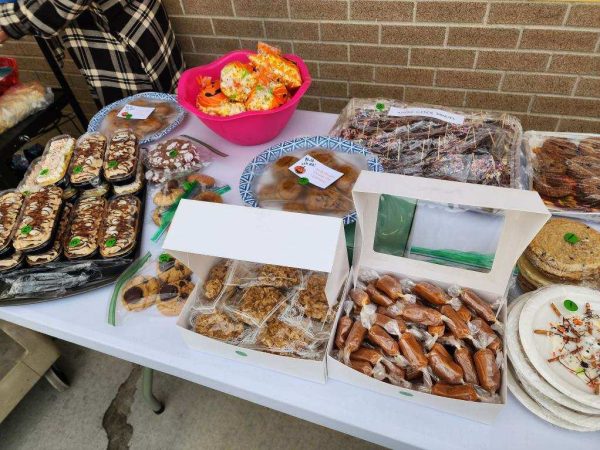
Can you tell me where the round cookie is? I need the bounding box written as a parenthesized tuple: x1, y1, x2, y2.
(121, 275, 159, 311)
(153, 180, 184, 207)
(307, 149, 337, 166)
(524, 218, 600, 284)
(156, 279, 195, 316)
(186, 173, 215, 188)
(277, 178, 302, 201)
(271, 155, 299, 179)
(516, 256, 557, 291)
(533, 174, 577, 198)
(578, 137, 600, 156)
(152, 207, 167, 226)
(194, 191, 223, 203)
(157, 259, 192, 283)
(333, 164, 359, 193)
(566, 156, 600, 180)
(541, 138, 578, 158)
(578, 177, 600, 207)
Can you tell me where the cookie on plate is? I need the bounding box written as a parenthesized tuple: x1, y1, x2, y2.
(524, 218, 600, 284)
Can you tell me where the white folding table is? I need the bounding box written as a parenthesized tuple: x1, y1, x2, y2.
(1, 110, 598, 449)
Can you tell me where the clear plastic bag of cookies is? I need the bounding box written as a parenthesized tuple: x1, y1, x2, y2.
(187, 258, 236, 313)
(252, 147, 367, 218)
(109, 251, 196, 325)
(524, 131, 600, 214)
(143, 136, 213, 184)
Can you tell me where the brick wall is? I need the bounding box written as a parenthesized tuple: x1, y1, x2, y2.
(2, 1, 599, 132)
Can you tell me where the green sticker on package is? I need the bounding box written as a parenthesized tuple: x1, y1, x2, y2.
(107, 160, 118, 169)
(375, 102, 385, 111)
(158, 253, 173, 263)
(73, 165, 83, 174)
(20, 224, 32, 235)
(105, 237, 117, 248)
(169, 150, 178, 158)
(39, 168, 49, 176)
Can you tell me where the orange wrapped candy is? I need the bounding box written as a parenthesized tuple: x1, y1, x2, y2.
(245, 74, 289, 112)
(248, 42, 302, 89)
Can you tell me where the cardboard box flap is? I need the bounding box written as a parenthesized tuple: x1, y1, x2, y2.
(162, 200, 349, 305)
(352, 171, 550, 296)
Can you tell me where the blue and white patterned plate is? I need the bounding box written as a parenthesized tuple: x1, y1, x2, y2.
(239, 135, 383, 225)
(88, 92, 185, 144)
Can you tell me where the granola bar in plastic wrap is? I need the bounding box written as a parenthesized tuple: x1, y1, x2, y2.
(524, 131, 600, 214)
(330, 99, 523, 187)
(331, 268, 504, 403)
(108, 251, 196, 324)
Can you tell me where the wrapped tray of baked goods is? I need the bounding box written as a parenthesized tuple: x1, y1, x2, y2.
(103, 128, 139, 185)
(143, 136, 213, 184)
(0, 81, 54, 134)
(68, 132, 107, 188)
(329, 99, 523, 188)
(17, 157, 42, 194)
(26, 204, 72, 267)
(88, 92, 185, 144)
(162, 200, 349, 382)
(98, 194, 142, 259)
(524, 131, 600, 214)
(240, 135, 382, 225)
(63, 196, 106, 260)
(112, 157, 145, 196)
(516, 216, 600, 293)
(12, 185, 63, 254)
(108, 251, 196, 323)
(327, 171, 550, 423)
(0, 190, 24, 258)
(34, 135, 76, 188)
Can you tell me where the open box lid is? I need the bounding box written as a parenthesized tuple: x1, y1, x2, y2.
(162, 200, 349, 305)
(352, 171, 551, 297)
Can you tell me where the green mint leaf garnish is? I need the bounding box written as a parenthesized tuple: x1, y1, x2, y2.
(563, 299, 578, 312)
(69, 237, 81, 247)
(563, 232, 580, 245)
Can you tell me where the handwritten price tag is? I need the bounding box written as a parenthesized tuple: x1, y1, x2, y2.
(117, 104, 155, 120)
(289, 155, 343, 189)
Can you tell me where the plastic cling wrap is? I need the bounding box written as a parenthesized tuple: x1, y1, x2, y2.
(109, 252, 196, 324)
(524, 131, 600, 213)
(68, 132, 107, 188)
(0, 190, 24, 257)
(332, 270, 504, 403)
(330, 99, 523, 187)
(253, 148, 366, 218)
(143, 136, 213, 184)
(0, 82, 54, 134)
(34, 135, 75, 187)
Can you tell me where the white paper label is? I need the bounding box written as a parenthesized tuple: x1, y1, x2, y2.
(388, 106, 465, 125)
(117, 104, 155, 120)
(288, 155, 343, 189)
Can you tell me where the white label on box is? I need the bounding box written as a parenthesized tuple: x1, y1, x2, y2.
(388, 106, 465, 125)
(288, 155, 343, 189)
(117, 104, 155, 120)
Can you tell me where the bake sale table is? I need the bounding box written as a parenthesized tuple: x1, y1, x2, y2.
(0, 110, 598, 450)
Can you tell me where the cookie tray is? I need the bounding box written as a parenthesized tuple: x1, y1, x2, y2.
(326, 171, 551, 423)
(164, 200, 349, 383)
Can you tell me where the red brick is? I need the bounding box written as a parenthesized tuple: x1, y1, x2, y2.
(502, 74, 576, 95)
(233, 0, 288, 18)
(436, 70, 501, 90)
(520, 30, 598, 52)
(349, 46, 408, 65)
(264, 21, 318, 41)
(182, 0, 233, 15)
(447, 27, 520, 49)
(349, 83, 404, 99)
(350, 1, 413, 21)
(416, 1, 486, 23)
(477, 51, 549, 72)
(532, 96, 600, 118)
(374, 67, 435, 86)
(320, 63, 374, 82)
(213, 19, 264, 38)
(294, 42, 348, 62)
(411, 48, 476, 69)
(488, 2, 567, 26)
(558, 118, 600, 133)
(465, 92, 531, 112)
(321, 23, 379, 44)
(381, 26, 446, 46)
(576, 78, 600, 99)
(405, 87, 465, 107)
(321, 98, 350, 113)
(566, 5, 600, 28)
(290, 0, 347, 20)
(549, 55, 600, 76)
(308, 80, 348, 98)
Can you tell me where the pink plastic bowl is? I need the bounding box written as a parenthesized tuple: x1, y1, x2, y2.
(177, 50, 312, 146)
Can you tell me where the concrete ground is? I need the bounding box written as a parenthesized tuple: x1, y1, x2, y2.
(0, 339, 387, 450)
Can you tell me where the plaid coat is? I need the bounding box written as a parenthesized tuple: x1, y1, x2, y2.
(0, 0, 185, 105)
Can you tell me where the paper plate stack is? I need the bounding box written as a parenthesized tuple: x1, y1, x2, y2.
(507, 285, 600, 431)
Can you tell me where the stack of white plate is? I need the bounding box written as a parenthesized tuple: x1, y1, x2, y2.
(507, 285, 600, 431)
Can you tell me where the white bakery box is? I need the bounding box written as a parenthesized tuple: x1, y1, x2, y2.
(326, 171, 551, 423)
(163, 200, 349, 383)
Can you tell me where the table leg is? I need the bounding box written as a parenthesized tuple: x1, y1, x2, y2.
(142, 367, 165, 414)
